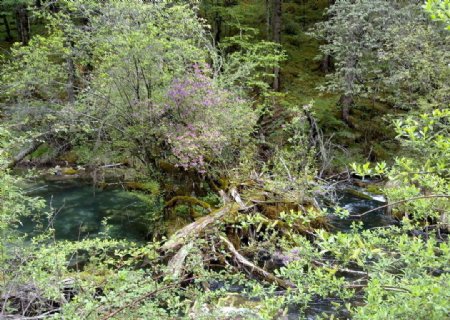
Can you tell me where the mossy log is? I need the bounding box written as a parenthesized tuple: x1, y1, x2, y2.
(165, 196, 212, 212)
(161, 204, 237, 252)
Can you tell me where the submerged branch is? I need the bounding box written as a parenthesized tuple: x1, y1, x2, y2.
(220, 235, 295, 289)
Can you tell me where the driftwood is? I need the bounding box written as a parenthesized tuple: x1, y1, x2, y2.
(161, 204, 236, 252)
(1, 308, 62, 319)
(100, 163, 125, 168)
(167, 242, 194, 279)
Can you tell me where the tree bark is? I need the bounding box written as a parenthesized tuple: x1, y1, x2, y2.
(272, 0, 282, 91)
(1, 14, 13, 41)
(338, 94, 353, 126)
(340, 53, 357, 126)
(319, 54, 333, 74)
(214, 12, 222, 44)
(15, 3, 30, 45)
(265, 0, 271, 40)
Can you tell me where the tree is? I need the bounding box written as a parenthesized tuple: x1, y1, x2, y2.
(313, 0, 448, 123)
(1, 0, 33, 44)
(0, 2, 13, 41)
(0, 0, 268, 179)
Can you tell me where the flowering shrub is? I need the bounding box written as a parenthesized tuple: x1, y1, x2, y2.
(165, 65, 256, 173)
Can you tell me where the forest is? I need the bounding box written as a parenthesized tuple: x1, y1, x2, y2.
(0, 0, 449, 319)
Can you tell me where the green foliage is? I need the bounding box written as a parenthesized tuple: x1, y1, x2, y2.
(352, 107, 449, 222)
(218, 27, 286, 94)
(1, 1, 449, 319)
(313, 0, 449, 110)
(0, 127, 46, 239)
(424, 0, 450, 28)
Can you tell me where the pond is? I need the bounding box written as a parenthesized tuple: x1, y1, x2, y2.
(20, 179, 150, 241)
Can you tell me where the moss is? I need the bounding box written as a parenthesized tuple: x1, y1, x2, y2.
(165, 214, 191, 237)
(372, 143, 390, 161)
(63, 167, 78, 175)
(345, 188, 374, 200)
(218, 177, 229, 190)
(60, 151, 78, 164)
(366, 185, 384, 195)
(125, 180, 159, 194)
(158, 160, 179, 173)
(30, 144, 51, 160)
(125, 181, 146, 191)
(310, 215, 330, 230)
(165, 196, 212, 211)
(262, 205, 281, 219)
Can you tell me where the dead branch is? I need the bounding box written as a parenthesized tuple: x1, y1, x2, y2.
(220, 236, 295, 289)
(161, 204, 235, 252)
(350, 194, 450, 217)
(167, 242, 194, 279)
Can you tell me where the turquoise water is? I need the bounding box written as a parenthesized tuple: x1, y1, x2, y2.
(20, 178, 394, 243)
(21, 179, 150, 241)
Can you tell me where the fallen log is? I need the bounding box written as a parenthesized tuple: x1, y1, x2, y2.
(7, 139, 44, 168)
(165, 196, 212, 212)
(161, 204, 236, 252)
(167, 242, 194, 279)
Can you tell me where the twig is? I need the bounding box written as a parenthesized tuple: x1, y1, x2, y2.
(350, 195, 450, 218)
(345, 284, 411, 293)
(312, 260, 367, 276)
(101, 277, 196, 320)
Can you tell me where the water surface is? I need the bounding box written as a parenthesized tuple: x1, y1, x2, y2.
(21, 179, 150, 241)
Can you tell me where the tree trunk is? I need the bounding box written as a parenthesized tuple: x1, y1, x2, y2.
(214, 12, 222, 44)
(67, 55, 76, 103)
(338, 94, 353, 126)
(15, 3, 30, 45)
(265, 0, 271, 40)
(1, 14, 13, 41)
(340, 53, 357, 126)
(319, 54, 333, 74)
(272, 0, 282, 91)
